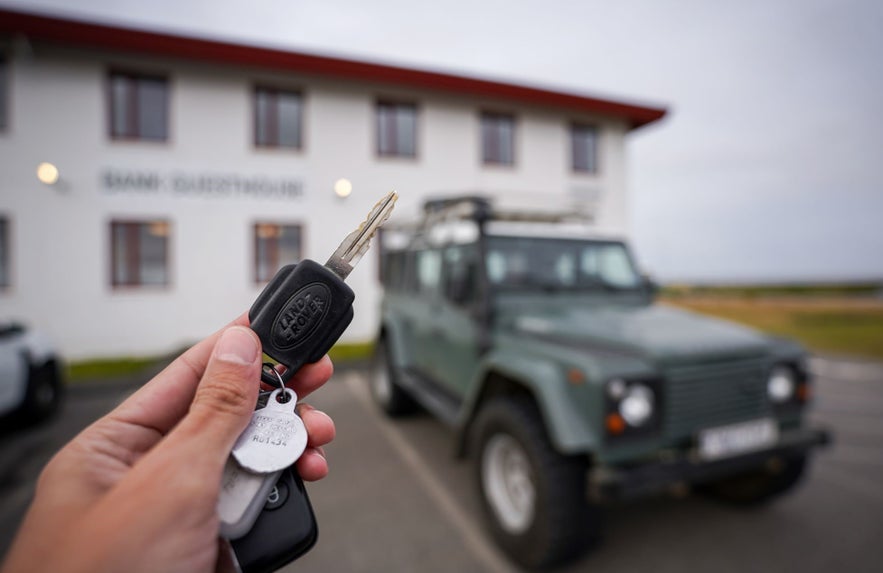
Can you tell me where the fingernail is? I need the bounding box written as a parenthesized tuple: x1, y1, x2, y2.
(215, 326, 259, 365)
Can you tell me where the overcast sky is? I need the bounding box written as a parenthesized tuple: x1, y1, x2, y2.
(4, 0, 882, 283)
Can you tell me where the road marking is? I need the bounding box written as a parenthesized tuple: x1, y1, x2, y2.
(343, 372, 517, 573)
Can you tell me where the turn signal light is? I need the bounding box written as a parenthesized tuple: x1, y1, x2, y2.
(606, 412, 626, 435)
(797, 383, 812, 402)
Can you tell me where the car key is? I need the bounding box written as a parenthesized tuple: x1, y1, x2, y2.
(229, 191, 398, 572)
(249, 191, 398, 386)
(229, 466, 318, 573)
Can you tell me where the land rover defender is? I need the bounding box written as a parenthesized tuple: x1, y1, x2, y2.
(371, 196, 829, 568)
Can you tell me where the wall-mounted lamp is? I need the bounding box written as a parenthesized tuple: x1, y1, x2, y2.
(36, 162, 60, 185)
(334, 178, 353, 198)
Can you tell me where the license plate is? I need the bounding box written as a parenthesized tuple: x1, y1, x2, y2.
(698, 418, 778, 461)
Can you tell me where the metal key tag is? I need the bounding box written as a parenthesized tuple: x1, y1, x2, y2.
(232, 388, 308, 473)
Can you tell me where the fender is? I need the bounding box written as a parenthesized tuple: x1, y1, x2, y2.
(456, 348, 601, 456)
(377, 313, 412, 371)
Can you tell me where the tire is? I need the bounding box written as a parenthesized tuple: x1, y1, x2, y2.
(21, 359, 64, 422)
(471, 397, 597, 569)
(700, 454, 809, 506)
(369, 338, 417, 417)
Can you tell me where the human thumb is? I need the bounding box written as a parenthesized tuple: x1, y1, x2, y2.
(170, 326, 261, 458)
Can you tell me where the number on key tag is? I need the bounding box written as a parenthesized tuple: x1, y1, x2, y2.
(232, 388, 308, 473)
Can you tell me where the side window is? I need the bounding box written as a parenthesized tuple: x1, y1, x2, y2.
(380, 250, 406, 291)
(416, 249, 442, 295)
(443, 245, 478, 306)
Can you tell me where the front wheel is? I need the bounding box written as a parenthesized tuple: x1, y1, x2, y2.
(472, 397, 597, 569)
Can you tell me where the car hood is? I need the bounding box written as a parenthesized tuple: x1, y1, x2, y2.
(501, 299, 770, 363)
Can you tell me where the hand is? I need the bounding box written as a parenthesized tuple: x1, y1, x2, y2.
(1, 315, 335, 573)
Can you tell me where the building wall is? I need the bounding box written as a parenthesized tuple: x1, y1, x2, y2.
(0, 43, 630, 360)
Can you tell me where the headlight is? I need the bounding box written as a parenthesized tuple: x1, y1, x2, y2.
(768, 366, 796, 403)
(618, 383, 655, 426)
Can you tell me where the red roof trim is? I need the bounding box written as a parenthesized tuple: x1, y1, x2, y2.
(0, 8, 666, 129)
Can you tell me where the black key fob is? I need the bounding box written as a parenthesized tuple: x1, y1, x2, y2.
(230, 467, 318, 573)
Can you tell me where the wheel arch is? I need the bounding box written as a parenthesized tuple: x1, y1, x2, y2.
(455, 356, 600, 459)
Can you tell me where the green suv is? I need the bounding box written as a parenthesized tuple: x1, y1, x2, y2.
(371, 197, 829, 568)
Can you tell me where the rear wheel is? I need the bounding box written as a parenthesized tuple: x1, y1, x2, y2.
(701, 454, 808, 506)
(472, 397, 597, 569)
(369, 338, 417, 416)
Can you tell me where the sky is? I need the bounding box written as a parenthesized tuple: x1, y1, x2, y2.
(3, 0, 882, 283)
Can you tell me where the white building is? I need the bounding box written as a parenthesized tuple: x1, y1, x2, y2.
(0, 8, 665, 360)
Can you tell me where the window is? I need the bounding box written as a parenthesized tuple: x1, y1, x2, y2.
(442, 245, 479, 306)
(416, 250, 442, 295)
(0, 217, 9, 288)
(481, 112, 515, 165)
(0, 56, 8, 131)
(110, 220, 170, 287)
(486, 237, 641, 291)
(571, 124, 598, 173)
(376, 101, 417, 157)
(254, 87, 303, 149)
(108, 71, 168, 141)
(254, 223, 302, 283)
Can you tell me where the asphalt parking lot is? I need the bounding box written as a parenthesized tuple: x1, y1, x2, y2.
(1, 357, 881, 572)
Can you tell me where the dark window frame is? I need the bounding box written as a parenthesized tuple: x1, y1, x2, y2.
(0, 215, 10, 290)
(480, 110, 517, 166)
(0, 55, 9, 133)
(106, 69, 170, 142)
(253, 86, 304, 150)
(253, 222, 304, 284)
(109, 219, 171, 288)
(375, 99, 418, 158)
(571, 123, 599, 174)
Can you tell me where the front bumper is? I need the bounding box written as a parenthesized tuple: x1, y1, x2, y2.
(590, 426, 831, 501)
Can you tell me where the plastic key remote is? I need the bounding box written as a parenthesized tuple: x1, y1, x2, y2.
(230, 467, 318, 573)
(249, 191, 397, 386)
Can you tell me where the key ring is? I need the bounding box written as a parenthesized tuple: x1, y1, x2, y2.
(261, 362, 286, 393)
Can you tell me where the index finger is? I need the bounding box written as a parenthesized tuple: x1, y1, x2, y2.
(107, 313, 250, 434)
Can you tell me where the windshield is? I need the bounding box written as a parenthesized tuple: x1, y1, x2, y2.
(485, 236, 643, 292)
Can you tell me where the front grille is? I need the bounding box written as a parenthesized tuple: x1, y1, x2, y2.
(663, 358, 771, 440)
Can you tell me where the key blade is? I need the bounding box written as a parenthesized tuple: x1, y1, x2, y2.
(326, 191, 398, 280)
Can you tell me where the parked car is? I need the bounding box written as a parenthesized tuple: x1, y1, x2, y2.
(371, 196, 830, 569)
(0, 322, 64, 422)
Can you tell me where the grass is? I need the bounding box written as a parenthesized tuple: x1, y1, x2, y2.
(664, 296, 883, 361)
(67, 342, 376, 384)
(67, 356, 163, 383)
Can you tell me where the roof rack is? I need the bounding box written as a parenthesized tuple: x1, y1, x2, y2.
(421, 194, 594, 225)
(381, 194, 597, 251)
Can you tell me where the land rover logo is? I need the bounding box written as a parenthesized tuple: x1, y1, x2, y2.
(271, 283, 331, 349)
